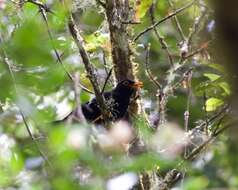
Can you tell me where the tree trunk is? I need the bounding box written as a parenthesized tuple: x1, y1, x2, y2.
(105, 0, 135, 82)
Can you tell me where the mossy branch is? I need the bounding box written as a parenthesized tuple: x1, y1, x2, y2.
(68, 15, 111, 125)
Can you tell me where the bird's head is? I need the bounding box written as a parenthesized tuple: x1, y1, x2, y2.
(114, 79, 143, 96)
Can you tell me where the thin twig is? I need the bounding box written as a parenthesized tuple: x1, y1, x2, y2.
(39, 7, 72, 80)
(37, 6, 94, 94)
(184, 121, 234, 161)
(145, 44, 166, 127)
(187, 6, 207, 48)
(145, 44, 162, 89)
(183, 43, 209, 59)
(19, 110, 51, 167)
(27, 0, 53, 14)
(0, 36, 51, 166)
(133, 0, 197, 42)
(189, 104, 229, 135)
(167, 68, 193, 92)
(163, 108, 231, 189)
(184, 70, 193, 158)
(102, 50, 114, 86)
(101, 67, 113, 94)
(149, 2, 174, 66)
(161, 40, 210, 97)
(167, 0, 186, 41)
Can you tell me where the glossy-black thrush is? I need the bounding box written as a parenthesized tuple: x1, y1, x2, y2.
(61, 79, 143, 124)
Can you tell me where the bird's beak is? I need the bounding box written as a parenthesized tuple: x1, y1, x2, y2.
(130, 81, 143, 89)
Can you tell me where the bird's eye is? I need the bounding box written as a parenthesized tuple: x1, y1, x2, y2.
(123, 81, 129, 86)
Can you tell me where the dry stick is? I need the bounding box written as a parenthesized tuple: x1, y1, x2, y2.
(165, 40, 210, 94)
(102, 51, 114, 86)
(172, 41, 209, 87)
(184, 43, 209, 59)
(164, 113, 231, 188)
(149, 2, 174, 67)
(168, 0, 186, 41)
(145, 44, 162, 89)
(185, 122, 233, 161)
(68, 15, 111, 126)
(101, 67, 113, 94)
(19, 110, 52, 168)
(187, 6, 207, 48)
(178, 6, 208, 65)
(191, 104, 229, 134)
(164, 120, 232, 190)
(181, 105, 229, 163)
(145, 45, 165, 127)
(158, 169, 183, 190)
(170, 68, 192, 90)
(0, 39, 51, 167)
(212, 116, 225, 136)
(164, 112, 232, 189)
(183, 70, 192, 158)
(37, 6, 94, 94)
(133, 0, 197, 42)
(169, 42, 210, 85)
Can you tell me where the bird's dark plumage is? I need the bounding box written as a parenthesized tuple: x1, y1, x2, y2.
(61, 79, 143, 124)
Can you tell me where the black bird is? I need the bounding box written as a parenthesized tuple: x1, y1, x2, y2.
(60, 79, 143, 124)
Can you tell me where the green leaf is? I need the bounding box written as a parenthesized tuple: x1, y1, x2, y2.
(206, 98, 224, 112)
(0, 63, 15, 101)
(184, 177, 209, 190)
(136, 0, 153, 20)
(85, 33, 109, 52)
(207, 63, 225, 73)
(204, 73, 220, 81)
(10, 151, 24, 173)
(219, 82, 231, 95)
(120, 153, 173, 172)
(8, 18, 53, 68)
(80, 91, 90, 103)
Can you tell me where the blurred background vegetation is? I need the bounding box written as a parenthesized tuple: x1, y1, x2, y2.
(0, 0, 237, 189)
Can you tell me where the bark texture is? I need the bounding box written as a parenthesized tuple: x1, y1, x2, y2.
(105, 0, 135, 82)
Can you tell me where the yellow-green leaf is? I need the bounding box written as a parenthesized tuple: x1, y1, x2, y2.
(206, 98, 224, 112)
(136, 0, 153, 20)
(219, 82, 231, 95)
(204, 73, 220, 82)
(207, 63, 225, 73)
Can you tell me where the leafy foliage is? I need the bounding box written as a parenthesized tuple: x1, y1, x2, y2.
(0, 0, 236, 190)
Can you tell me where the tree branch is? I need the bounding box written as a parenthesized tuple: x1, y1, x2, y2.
(105, 0, 136, 82)
(145, 44, 162, 89)
(68, 15, 111, 126)
(0, 35, 51, 167)
(149, 2, 174, 66)
(133, 0, 197, 42)
(167, 0, 186, 41)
